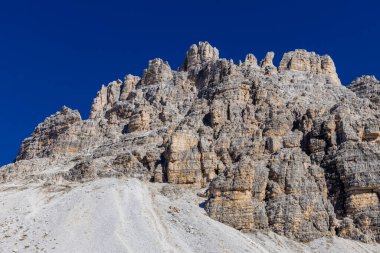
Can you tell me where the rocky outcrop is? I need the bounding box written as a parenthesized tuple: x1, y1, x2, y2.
(260, 52, 275, 68)
(279, 49, 341, 85)
(17, 106, 85, 160)
(167, 131, 202, 185)
(348, 75, 380, 106)
(206, 157, 255, 232)
(181, 41, 219, 71)
(141, 59, 173, 86)
(120, 74, 140, 101)
(4, 42, 380, 243)
(90, 80, 123, 119)
(244, 53, 258, 66)
(265, 149, 335, 241)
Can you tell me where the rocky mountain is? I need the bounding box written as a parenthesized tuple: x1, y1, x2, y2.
(1, 42, 380, 250)
(349, 75, 380, 106)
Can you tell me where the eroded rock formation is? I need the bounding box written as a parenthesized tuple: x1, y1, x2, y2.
(1, 41, 380, 243)
(348, 75, 380, 106)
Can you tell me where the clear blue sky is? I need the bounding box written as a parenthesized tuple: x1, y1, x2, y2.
(0, 0, 379, 166)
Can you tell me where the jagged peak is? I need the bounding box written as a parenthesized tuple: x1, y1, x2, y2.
(89, 80, 123, 119)
(244, 53, 258, 66)
(124, 73, 140, 82)
(181, 41, 219, 71)
(60, 105, 71, 114)
(259, 52, 275, 68)
(89, 74, 142, 119)
(141, 58, 173, 86)
(279, 49, 336, 72)
(7, 41, 380, 246)
(40, 106, 82, 127)
(147, 58, 171, 67)
(350, 75, 379, 85)
(278, 49, 340, 85)
(58, 106, 81, 118)
(120, 74, 141, 101)
(348, 75, 380, 106)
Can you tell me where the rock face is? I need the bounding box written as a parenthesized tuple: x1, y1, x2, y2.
(2, 42, 380, 243)
(181, 41, 219, 71)
(17, 106, 84, 160)
(279, 49, 341, 85)
(348, 75, 380, 106)
(206, 157, 255, 232)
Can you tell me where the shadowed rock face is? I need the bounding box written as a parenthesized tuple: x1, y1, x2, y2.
(3, 41, 380, 243)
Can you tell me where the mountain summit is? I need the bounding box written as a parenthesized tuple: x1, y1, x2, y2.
(1, 42, 380, 252)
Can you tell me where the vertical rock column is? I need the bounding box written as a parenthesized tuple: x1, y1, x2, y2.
(206, 157, 255, 232)
(166, 131, 202, 185)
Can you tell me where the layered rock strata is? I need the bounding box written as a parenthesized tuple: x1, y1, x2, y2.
(1, 42, 380, 243)
(348, 75, 380, 106)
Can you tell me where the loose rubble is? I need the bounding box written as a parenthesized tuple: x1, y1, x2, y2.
(1, 41, 380, 244)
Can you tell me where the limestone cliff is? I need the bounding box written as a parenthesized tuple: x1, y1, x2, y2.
(2, 42, 380, 243)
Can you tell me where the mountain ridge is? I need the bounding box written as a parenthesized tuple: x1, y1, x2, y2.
(1, 42, 380, 246)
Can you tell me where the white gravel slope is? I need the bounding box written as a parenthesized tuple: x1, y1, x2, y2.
(0, 178, 379, 253)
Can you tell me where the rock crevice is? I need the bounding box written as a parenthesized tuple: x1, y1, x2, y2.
(2, 42, 380, 243)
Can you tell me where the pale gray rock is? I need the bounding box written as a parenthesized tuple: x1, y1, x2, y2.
(141, 58, 173, 86)
(181, 41, 219, 71)
(120, 74, 141, 101)
(279, 49, 341, 85)
(245, 53, 258, 66)
(2, 42, 380, 244)
(348, 75, 380, 106)
(260, 52, 275, 67)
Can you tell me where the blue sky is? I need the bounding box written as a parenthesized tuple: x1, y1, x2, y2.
(0, 0, 379, 165)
